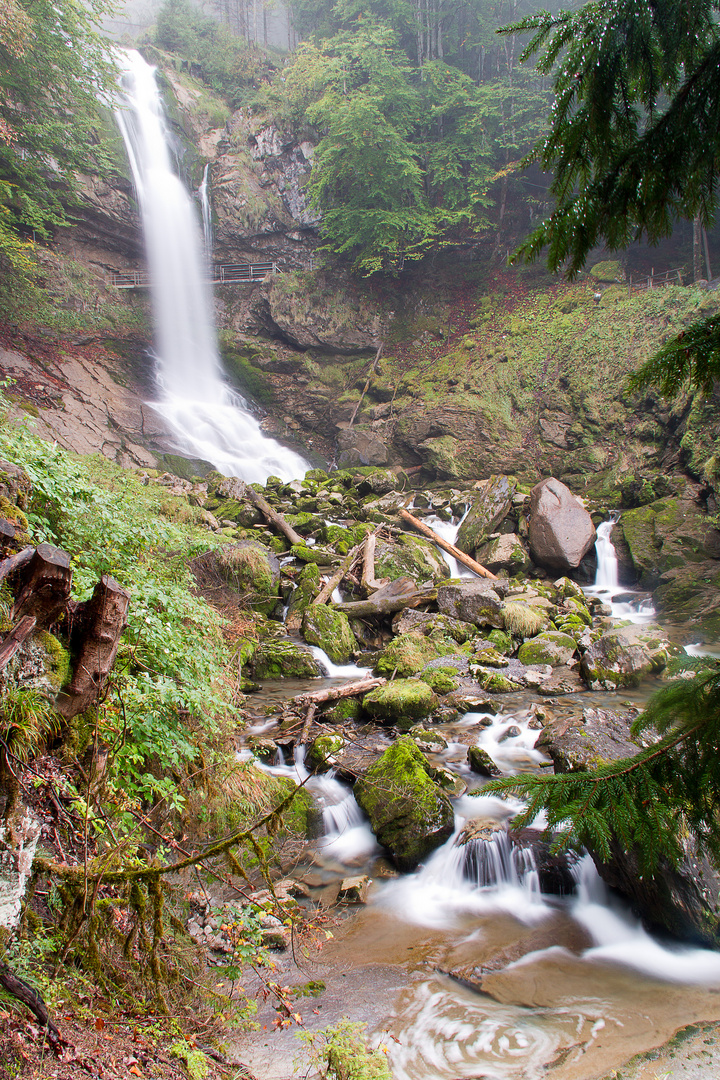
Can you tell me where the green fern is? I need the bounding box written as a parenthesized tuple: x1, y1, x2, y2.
(484, 666, 720, 874)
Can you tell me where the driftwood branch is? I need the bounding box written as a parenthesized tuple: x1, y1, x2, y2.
(313, 543, 363, 606)
(333, 577, 436, 618)
(397, 508, 497, 580)
(0, 962, 62, 1047)
(0, 614, 37, 670)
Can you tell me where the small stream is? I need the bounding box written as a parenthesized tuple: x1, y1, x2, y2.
(236, 516, 720, 1080)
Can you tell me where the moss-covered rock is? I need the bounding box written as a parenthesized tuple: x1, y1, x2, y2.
(470, 668, 519, 693)
(486, 628, 514, 654)
(307, 734, 346, 772)
(374, 632, 443, 677)
(580, 629, 656, 689)
(420, 669, 459, 694)
(363, 679, 438, 726)
(323, 697, 363, 724)
(437, 581, 506, 628)
(353, 738, 455, 870)
(456, 475, 517, 553)
(214, 541, 279, 615)
(620, 494, 720, 587)
(467, 746, 501, 777)
(251, 622, 321, 680)
(302, 604, 356, 664)
(517, 632, 577, 667)
(291, 543, 336, 565)
(374, 534, 447, 584)
(285, 562, 321, 631)
(473, 646, 509, 668)
(477, 532, 531, 576)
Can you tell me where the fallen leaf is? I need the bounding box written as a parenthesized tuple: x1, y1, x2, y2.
(95, 1018, 105, 1031)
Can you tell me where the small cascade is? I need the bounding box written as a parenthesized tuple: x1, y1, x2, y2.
(425, 507, 472, 578)
(586, 512, 655, 624)
(462, 829, 540, 893)
(115, 50, 309, 485)
(198, 163, 213, 260)
(307, 645, 371, 680)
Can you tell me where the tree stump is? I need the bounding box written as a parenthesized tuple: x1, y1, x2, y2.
(11, 543, 73, 627)
(58, 574, 130, 718)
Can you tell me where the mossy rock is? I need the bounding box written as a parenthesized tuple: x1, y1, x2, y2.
(518, 632, 577, 667)
(486, 629, 514, 655)
(323, 697, 363, 724)
(363, 679, 438, 725)
(353, 738, 455, 870)
(456, 475, 517, 553)
(252, 624, 321, 680)
(374, 632, 443, 677)
(473, 646, 509, 668)
(286, 562, 321, 628)
(307, 734, 345, 773)
(563, 597, 593, 625)
(215, 541, 280, 615)
(0, 460, 31, 510)
(467, 746, 501, 777)
(408, 726, 448, 752)
(470, 668, 519, 693)
(588, 259, 623, 282)
(374, 534, 446, 585)
(302, 605, 356, 665)
(420, 669, 459, 695)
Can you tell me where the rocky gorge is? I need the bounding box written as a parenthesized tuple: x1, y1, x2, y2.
(3, 36, 720, 1080)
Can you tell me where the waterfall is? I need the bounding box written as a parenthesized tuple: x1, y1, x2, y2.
(593, 512, 620, 592)
(199, 164, 213, 260)
(115, 50, 309, 485)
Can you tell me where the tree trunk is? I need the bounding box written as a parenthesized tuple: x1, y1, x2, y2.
(694, 214, 703, 282)
(0, 962, 62, 1046)
(313, 543, 363, 606)
(58, 575, 130, 718)
(360, 533, 387, 595)
(237, 482, 305, 547)
(0, 615, 37, 670)
(295, 677, 385, 707)
(0, 545, 34, 585)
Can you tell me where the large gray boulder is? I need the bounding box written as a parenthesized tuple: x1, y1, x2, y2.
(581, 628, 662, 689)
(528, 478, 596, 572)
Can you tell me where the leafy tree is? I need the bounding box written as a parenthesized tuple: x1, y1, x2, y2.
(0, 0, 117, 316)
(506, 0, 720, 395)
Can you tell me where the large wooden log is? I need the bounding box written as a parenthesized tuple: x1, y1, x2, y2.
(295, 676, 385, 707)
(58, 574, 130, 718)
(332, 577, 436, 618)
(312, 542, 363, 606)
(238, 482, 304, 546)
(0, 545, 36, 586)
(0, 614, 37, 670)
(11, 544, 73, 626)
(360, 533, 388, 595)
(0, 962, 62, 1047)
(397, 507, 497, 580)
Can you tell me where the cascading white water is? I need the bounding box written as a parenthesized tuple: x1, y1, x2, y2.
(199, 164, 212, 260)
(586, 511, 656, 624)
(425, 506, 473, 578)
(115, 50, 309, 485)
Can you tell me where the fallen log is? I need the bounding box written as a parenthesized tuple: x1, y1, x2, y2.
(360, 533, 388, 595)
(57, 574, 130, 718)
(0, 614, 37, 670)
(313, 542, 363, 606)
(0, 962, 62, 1047)
(11, 543, 73, 626)
(0, 545, 35, 586)
(240, 482, 304, 546)
(295, 677, 385, 707)
(397, 507, 497, 580)
(332, 577, 436, 618)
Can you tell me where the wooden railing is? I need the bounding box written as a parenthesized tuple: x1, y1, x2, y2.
(111, 262, 281, 288)
(628, 267, 683, 293)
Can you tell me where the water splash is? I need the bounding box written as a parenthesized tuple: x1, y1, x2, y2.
(115, 50, 308, 484)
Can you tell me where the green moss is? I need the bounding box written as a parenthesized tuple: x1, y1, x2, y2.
(36, 631, 71, 691)
(363, 679, 438, 724)
(353, 737, 454, 870)
(216, 542, 278, 614)
(302, 604, 356, 664)
(375, 632, 442, 677)
(471, 669, 518, 693)
(517, 632, 577, 666)
(420, 670, 458, 694)
(307, 734, 345, 772)
(291, 543, 335, 565)
(486, 628, 514, 654)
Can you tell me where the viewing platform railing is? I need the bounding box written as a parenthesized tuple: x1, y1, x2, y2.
(111, 262, 281, 288)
